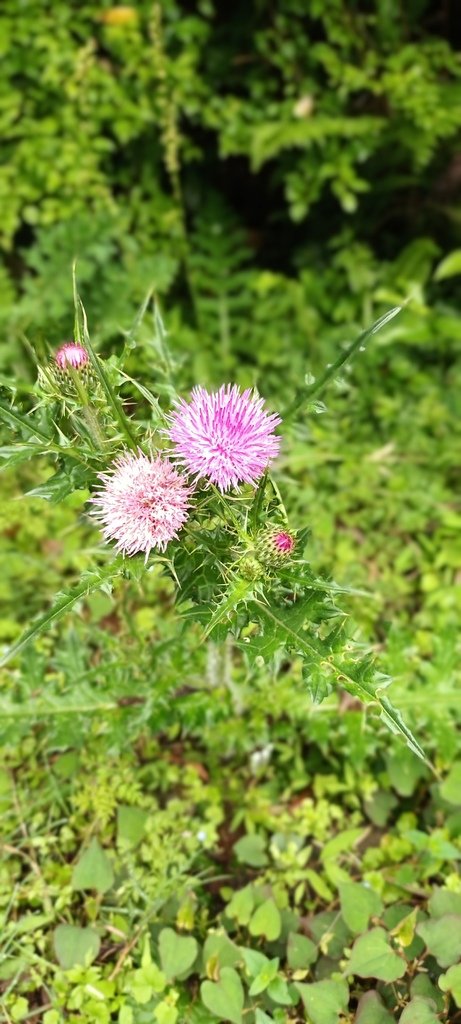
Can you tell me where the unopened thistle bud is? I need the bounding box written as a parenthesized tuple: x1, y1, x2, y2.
(55, 342, 89, 373)
(38, 342, 96, 401)
(255, 526, 297, 567)
(239, 555, 266, 582)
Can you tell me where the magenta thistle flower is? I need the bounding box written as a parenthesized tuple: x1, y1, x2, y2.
(168, 385, 281, 491)
(89, 451, 192, 558)
(55, 342, 89, 371)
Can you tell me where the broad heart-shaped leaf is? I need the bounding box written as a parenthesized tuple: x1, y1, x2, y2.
(234, 834, 268, 867)
(200, 967, 244, 1024)
(355, 991, 394, 1023)
(346, 928, 406, 981)
(202, 933, 241, 972)
(249, 898, 282, 941)
(428, 888, 461, 918)
(339, 882, 383, 934)
(439, 964, 461, 1007)
(71, 837, 114, 894)
(0, 559, 124, 667)
(158, 928, 198, 980)
(386, 746, 427, 797)
(255, 1012, 274, 1024)
(287, 931, 317, 969)
(226, 885, 255, 926)
(416, 914, 461, 967)
(399, 997, 440, 1023)
(53, 924, 100, 969)
(295, 978, 349, 1024)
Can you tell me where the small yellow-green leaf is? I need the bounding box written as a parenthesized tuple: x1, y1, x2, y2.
(249, 898, 282, 941)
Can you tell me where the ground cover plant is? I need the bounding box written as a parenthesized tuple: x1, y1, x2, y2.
(1, 1, 461, 1022)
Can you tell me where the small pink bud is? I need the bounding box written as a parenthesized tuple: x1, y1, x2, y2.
(272, 530, 295, 555)
(55, 342, 89, 371)
(255, 525, 297, 567)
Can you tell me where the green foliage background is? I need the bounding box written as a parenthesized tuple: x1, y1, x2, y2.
(1, 1, 461, 1021)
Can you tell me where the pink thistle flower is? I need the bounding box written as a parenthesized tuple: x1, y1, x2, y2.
(55, 342, 89, 371)
(89, 451, 192, 558)
(168, 384, 281, 492)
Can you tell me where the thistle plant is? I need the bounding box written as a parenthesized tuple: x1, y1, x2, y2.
(0, 284, 426, 761)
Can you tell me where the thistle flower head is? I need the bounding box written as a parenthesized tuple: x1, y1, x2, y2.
(168, 384, 281, 491)
(255, 526, 296, 566)
(89, 451, 191, 558)
(55, 342, 89, 372)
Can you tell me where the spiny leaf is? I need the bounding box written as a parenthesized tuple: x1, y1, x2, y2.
(244, 596, 427, 763)
(0, 560, 123, 667)
(202, 578, 255, 640)
(283, 305, 402, 422)
(0, 401, 51, 443)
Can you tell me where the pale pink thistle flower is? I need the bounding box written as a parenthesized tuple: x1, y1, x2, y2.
(168, 384, 281, 492)
(55, 342, 89, 372)
(89, 451, 191, 558)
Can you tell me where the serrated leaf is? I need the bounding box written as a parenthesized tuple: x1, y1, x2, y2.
(0, 560, 123, 667)
(202, 578, 254, 640)
(283, 305, 402, 421)
(244, 597, 426, 761)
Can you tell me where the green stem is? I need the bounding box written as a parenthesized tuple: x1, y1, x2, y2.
(72, 264, 139, 451)
(282, 306, 402, 423)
